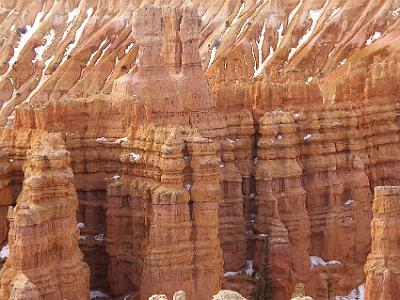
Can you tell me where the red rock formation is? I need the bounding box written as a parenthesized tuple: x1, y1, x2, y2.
(0, 132, 90, 299)
(0, 0, 400, 299)
(364, 186, 400, 300)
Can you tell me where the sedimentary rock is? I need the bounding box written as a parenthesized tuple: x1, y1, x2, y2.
(0, 0, 399, 299)
(149, 289, 247, 300)
(290, 283, 314, 300)
(364, 186, 400, 300)
(0, 132, 90, 299)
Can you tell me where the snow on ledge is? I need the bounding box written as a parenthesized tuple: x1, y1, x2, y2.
(366, 32, 381, 46)
(335, 283, 364, 300)
(344, 199, 354, 205)
(310, 256, 341, 268)
(0, 244, 9, 259)
(224, 260, 254, 278)
(90, 290, 109, 299)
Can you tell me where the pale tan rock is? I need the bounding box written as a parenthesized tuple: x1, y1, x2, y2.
(212, 290, 248, 300)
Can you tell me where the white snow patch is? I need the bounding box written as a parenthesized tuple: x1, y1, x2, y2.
(67, 7, 80, 24)
(112, 175, 120, 180)
(185, 184, 191, 191)
(223, 1, 245, 39)
(335, 284, 365, 300)
(114, 137, 127, 144)
(254, 22, 284, 78)
(95, 41, 111, 65)
(96, 137, 107, 142)
(95, 234, 105, 242)
(125, 42, 134, 54)
(366, 32, 381, 45)
(310, 256, 341, 268)
(8, 11, 44, 70)
(344, 199, 354, 205)
(0, 244, 9, 259)
(77, 222, 85, 229)
(306, 77, 314, 84)
(208, 46, 218, 68)
(79, 235, 88, 241)
(220, 163, 225, 168)
(130, 153, 141, 161)
(330, 8, 341, 19)
(33, 29, 55, 63)
(88, 38, 108, 65)
(340, 58, 347, 65)
(245, 260, 254, 276)
(288, 7, 324, 61)
(90, 290, 109, 299)
(303, 134, 312, 140)
(123, 293, 132, 300)
(227, 138, 236, 143)
(224, 270, 240, 278)
(392, 7, 400, 17)
(61, 6, 81, 42)
(224, 260, 254, 277)
(288, 0, 303, 26)
(231, 2, 245, 27)
(254, 157, 259, 165)
(60, 7, 93, 66)
(277, 134, 283, 139)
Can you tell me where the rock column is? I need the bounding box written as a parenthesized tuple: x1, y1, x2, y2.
(364, 186, 400, 300)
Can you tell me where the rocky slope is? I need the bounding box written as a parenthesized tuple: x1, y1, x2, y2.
(0, 0, 399, 299)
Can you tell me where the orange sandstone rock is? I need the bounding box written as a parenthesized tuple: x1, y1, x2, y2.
(0, 132, 90, 299)
(364, 186, 400, 300)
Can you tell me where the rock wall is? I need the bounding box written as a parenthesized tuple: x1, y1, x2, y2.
(0, 1, 399, 299)
(0, 132, 90, 299)
(364, 186, 400, 300)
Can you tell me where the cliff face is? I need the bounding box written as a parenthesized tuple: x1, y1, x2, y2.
(0, 132, 90, 299)
(364, 186, 400, 300)
(0, 0, 400, 299)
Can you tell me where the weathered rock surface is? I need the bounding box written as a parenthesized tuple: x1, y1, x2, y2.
(149, 290, 247, 300)
(0, 0, 400, 299)
(364, 186, 400, 300)
(0, 132, 90, 299)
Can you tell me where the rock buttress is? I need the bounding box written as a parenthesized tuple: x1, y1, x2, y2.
(0, 132, 90, 299)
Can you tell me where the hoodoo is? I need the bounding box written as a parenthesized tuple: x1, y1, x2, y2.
(0, 0, 400, 299)
(364, 186, 400, 300)
(0, 132, 89, 299)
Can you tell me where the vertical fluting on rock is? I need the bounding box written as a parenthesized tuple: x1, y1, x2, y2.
(0, 132, 90, 299)
(364, 186, 400, 300)
(140, 127, 195, 299)
(219, 140, 246, 271)
(0, 152, 13, 244)
(186, 132, 224, 300)
(256, 111, 311, 275)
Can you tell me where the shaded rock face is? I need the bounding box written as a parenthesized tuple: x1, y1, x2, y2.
(0, 1, 399, 300)
(0, 132, 90, 299)
(364, 186, 400, 300)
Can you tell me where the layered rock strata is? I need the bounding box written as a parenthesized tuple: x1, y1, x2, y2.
(364, 186, 400, 300)
(0, 132, 90, 299)
(0, 0, 399, 299)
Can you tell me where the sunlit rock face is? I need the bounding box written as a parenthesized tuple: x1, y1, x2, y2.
(0, 132, 90, 300)
(364, 186, 400, 300)
(0, 0, 400, 299)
